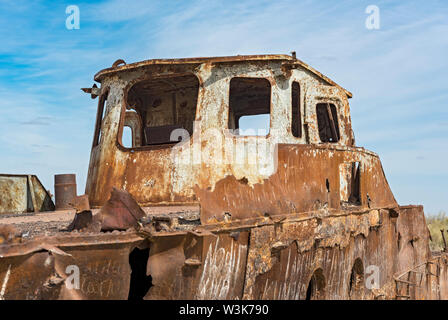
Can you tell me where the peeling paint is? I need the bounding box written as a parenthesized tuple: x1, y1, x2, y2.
(0, 54, 444, 300)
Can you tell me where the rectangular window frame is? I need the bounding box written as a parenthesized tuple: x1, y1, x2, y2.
(291, 81, 302, 138)
(227, 77, 272, 138)
(117, 73, 200, 152)
(316, 102, 341, 143)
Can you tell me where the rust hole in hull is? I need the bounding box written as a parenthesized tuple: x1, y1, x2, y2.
(128, 247, 152, 300)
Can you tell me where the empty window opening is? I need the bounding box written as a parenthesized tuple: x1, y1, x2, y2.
(228, 77, 271, 136)
(349, 162, 361, 204)
(349, 258, 364, 299)
(305, 268, 326, 300)
(122, 126, 133, 148)
(316, 103, 340, 143)
(339, 161, 361, 205)
(125, 74, 199, 147)
(291, 82, 302, 138)
(238, 114, 270, 135)
(93, 90, 108, 147)
(325, 178, 330, 192)
(128, 247, 152, 300)
(121, 111, 143, 148)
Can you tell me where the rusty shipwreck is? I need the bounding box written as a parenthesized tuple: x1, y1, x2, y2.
(0, 54, 446, 300)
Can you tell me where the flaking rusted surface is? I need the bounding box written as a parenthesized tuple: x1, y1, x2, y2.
(0, 53, 444, 300)
(85, 56, 356, 209)
(0, 174, 54, 214)
(195, 144, 396, 223)
(0, 231, 143, 299)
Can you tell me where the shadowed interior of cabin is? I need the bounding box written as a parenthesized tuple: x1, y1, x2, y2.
(124, 74, 199, 147)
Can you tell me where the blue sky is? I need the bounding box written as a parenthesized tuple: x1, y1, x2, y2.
(0, 0, 447, 215)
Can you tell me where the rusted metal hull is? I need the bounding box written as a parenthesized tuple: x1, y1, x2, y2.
(142, 205, 447, 300)
(0, 144, 444, 300)
(0, 232, 142, 300)
(0, 204, 446, 300)
(1, 54, 444, 300)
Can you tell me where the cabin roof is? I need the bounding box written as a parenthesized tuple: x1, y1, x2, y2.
(94, 54, 352, 98)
